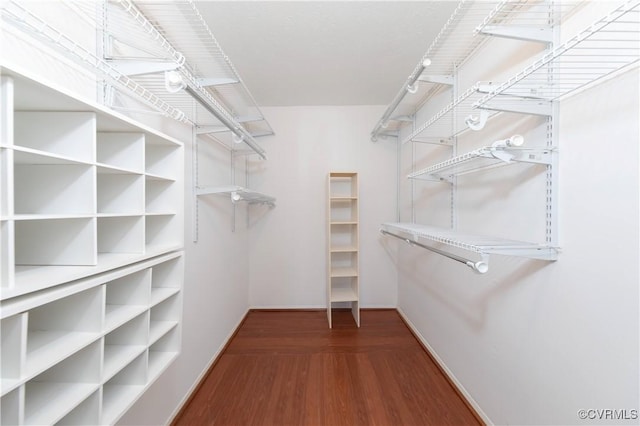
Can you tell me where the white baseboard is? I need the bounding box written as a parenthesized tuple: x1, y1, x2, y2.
(396, 307, 493, 425)
(166, 307, 250, 424)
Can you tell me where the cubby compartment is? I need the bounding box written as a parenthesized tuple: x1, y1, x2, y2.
(148, 325, 180, 381)
(145, 141, 180, 180)
(145, 177, 177, 214)
(55, 390, 100, 426)
(149, 294, 180, 345)
(1, 313, 27, 395)
(329, 223, 358, 251)
(101, 353, 147, 426)
(14, 112, 95, 162)
(1, 148, 12, 217)
(0, 220, 13, 289)
(0, 76, 13, 149)
(329, 277, 359, 302)
(14, 164, 95, 216)
(15, 218, 96, 266)
(24, 341, 101, 425)
(97, 216, 144, 254)
(1, 387, 23, 425)
(104, 269, 151, 332)
(97, 171, 144, 215)
(145, 214, 181, 251)
(329, 173, 358, 199)
(103, 313, 149, 382)
(96, 132, 144, 172)
(329, 198, 358, 223)
(329, 251, 358, 277)
(25, 287, 103, 379)
(150, 256, 183, 307)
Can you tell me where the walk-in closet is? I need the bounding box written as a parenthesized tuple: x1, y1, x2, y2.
(1, 1, 638, 425)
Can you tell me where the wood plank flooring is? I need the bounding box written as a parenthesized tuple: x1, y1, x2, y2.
(173, 309, 481, 426)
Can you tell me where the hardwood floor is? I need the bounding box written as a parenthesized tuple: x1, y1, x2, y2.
(173, 310, 481, 426)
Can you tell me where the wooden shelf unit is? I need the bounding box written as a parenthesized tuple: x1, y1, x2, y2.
(326, 172, 360, 328)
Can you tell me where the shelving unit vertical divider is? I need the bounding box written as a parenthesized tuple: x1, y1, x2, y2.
(326, 172, 360, 328)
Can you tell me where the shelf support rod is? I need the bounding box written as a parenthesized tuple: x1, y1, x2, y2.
(380, 230, 489, 273)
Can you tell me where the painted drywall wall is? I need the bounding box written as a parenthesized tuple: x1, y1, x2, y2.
(247, 106, 398, 309)
(394, 3, 639, 425)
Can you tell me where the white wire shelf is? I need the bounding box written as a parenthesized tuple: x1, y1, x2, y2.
(371, 0, 581, 141)
(408, 145, 553, 181)
(401, 83, 501, 145)
(476, 0, 640, 109)
(104, 0, 272, 159)
(196, 185, 275, 207)
(132, 0, 273, 135)
(475, 0, 581, 41)
(381, 222, 558, 262)
(0, 1, 189, 124)
(371, 0, 499, 140)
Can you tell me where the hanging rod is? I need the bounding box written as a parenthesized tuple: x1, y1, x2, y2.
(380, 229, 488, 274)
(370, 59, 429, 142)
(184, 86, 266, 159)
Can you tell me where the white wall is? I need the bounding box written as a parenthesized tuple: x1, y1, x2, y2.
(394, 4, 639, 425)
(247, 106, 398, 309)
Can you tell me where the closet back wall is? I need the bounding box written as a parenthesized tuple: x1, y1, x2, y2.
(248, 106, 398, 309)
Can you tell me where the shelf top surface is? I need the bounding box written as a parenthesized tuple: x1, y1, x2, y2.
(1, 65, 183, 147)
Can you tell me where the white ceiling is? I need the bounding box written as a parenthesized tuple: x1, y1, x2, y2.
(194, 1, 457, 106)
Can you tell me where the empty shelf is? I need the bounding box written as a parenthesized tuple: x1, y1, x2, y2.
(408, 146, 553, 181)
(196, 186, 276, 207)
(381, 222, 557, 261)
(475, 1, 640, 108)
(330, 287, 358, 302)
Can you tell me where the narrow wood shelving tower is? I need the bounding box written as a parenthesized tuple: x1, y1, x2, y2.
(326, 172, 360, 328)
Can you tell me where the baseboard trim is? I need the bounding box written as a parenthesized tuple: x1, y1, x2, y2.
(169, 308, 251, 425)
(396, 307, 492, 426)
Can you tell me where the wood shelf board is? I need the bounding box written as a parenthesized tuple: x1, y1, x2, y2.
(330, 287, 358, 302)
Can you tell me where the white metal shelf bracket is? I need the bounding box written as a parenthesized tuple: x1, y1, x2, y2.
(477, 98, 553, 116)
(106, 60, 181, 76)
(477, 25, 552, 43)
(418, 75, 454, 86)
(196, 125, 230, 135)
(197, 77, 239, 87)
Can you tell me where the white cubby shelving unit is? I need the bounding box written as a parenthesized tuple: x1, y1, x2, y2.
(326, 172, 360, 328)
(1, 65, 184, 425)
(377, 0, 639, 273)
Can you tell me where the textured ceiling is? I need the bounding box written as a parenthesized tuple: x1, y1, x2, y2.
(194, 1, 457, 106)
